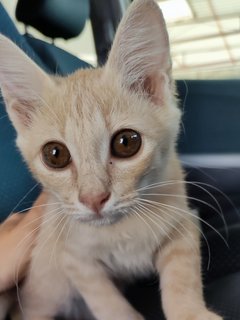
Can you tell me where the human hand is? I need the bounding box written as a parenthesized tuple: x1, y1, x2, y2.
(0, 192, 47, 292)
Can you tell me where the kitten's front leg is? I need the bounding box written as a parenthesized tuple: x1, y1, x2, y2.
(13, 315, 52, 320)
(156, 215, 222, 320)
(67, 260, 144, 320)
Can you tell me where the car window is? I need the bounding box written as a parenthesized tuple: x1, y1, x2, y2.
(2, 0, 240, 79)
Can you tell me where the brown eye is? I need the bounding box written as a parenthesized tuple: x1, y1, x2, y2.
(42, 141, 71, 169)
(111, 129, 142, 158)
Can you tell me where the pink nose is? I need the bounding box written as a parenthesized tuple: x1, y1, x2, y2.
(79, 192, 110, 214)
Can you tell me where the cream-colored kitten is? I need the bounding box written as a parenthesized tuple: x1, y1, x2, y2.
(0, 0, 222, 319)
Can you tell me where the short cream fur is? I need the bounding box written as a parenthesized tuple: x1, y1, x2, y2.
(0, 0, 222, 319)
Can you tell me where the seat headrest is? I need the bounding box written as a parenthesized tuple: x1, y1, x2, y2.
(16, 0, 90, 39)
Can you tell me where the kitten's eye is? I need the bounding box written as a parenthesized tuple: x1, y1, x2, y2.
(42, 142, 71, 169)
(111, 129, 142, 158)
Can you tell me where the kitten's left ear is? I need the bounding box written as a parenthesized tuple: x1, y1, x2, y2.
(0, 34, 54, 132)
(105, 0, 172, 106)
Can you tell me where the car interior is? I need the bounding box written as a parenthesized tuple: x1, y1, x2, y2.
(0, 0, 239, 319)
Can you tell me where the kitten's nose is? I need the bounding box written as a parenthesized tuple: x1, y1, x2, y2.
(79, 192, 111, 214)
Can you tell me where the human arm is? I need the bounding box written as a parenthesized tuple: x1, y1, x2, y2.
(0, 192, 47, 292)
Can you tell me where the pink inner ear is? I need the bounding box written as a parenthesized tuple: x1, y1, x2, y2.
(11, 99, 35, 127)
(132, 73, 166, 106)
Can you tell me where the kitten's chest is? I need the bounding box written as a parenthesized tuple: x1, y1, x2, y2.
(65, 218, 158, 277)
(100, 235, 156, 277)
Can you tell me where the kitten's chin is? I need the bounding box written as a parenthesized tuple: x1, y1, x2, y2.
(74, 211, 124, 227)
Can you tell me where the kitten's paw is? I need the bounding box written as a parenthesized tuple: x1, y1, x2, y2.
(127, 312, 144, 320)
(133, 315, 145, 320)
(177, 309, 222, 320)
(193, 309, 223, 320)
(112, 310, 144, 320)
(124, 311, 144, 320)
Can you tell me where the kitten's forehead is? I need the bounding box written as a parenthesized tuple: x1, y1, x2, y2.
(39, 68, 173, 158)
(61, 69, 161, 132)
(64, 69, 119, 115)
(65, 96, 108, 152)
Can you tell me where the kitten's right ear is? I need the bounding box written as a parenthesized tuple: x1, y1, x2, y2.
(0, 35, 54, 132)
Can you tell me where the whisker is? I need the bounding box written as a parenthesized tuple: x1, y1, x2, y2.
(136, 180, 174, 192)
(139, 197, 228, 248)
(138, 179, 231, 237)
(14, 207, 62, 316)
(64, 215, 75, 249)
(49, 213, 68, 269)
(15, 206, 62, 254)
(140, 191, 227, 236)
(181, 160, 217, 182)
(10, 183, 40, 216)
(14, 207, 63, 278)
(165, 204, 212, 269)
(14, 207, 62, 298)
(136, 198, 211, 268)
(16, 201, 64, 215)
(131, 208, 159, 243)
(136, 201, 198, 255)
(141, 200, 210, 263)
(11, 204, 64, 236)
(135, 203, 172, 239)
(141, 192, 221, 215)
(33, 210, 65, 269)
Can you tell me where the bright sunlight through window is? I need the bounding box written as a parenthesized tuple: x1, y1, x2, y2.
(157, 0, 193, 23)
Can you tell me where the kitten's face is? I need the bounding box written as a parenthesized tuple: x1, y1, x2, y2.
(17, 70, 180, 224)
(0, 0, 180, 225)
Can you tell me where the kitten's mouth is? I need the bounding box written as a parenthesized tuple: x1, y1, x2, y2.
(73, 210, 125, 226)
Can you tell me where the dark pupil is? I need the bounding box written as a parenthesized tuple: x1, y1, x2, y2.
(120, 135, 129, 147)
(52, 147, 60, 158)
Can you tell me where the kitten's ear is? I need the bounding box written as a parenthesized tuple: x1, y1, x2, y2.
(105, 0, 172, 105)
(0, 35, 53, 132)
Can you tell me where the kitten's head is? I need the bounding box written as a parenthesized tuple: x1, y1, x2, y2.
(0, 0, 180, 225)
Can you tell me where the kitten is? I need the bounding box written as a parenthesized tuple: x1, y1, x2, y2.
(0, 0, 222, 319)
